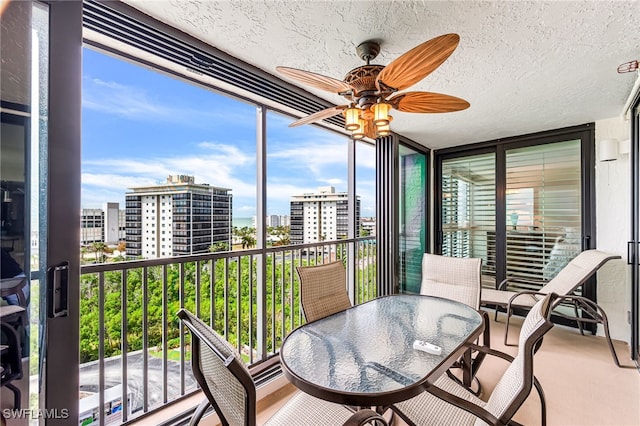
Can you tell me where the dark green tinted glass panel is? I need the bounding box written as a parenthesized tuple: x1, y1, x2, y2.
(399, 145, 426, 293)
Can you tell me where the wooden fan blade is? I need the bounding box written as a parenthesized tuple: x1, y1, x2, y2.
(276, 66, 353, 94)
(289, 105, 347, 127)
(376, 34, 460, 92)
(388, 91, 470, 113)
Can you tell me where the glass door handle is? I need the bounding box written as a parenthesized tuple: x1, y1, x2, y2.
(47, 261, 69, 318)
(628, 241, 637, 265)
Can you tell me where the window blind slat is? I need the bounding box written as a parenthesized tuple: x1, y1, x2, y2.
(504, 140, 582, 292)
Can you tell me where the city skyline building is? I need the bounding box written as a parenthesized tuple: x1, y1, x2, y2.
(125, 175, 232, 259)
(80, 202, 126, 246)
(289, 186, 360, 245)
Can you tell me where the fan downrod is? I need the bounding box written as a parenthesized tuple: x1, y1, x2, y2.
(356, 41, 381, 64)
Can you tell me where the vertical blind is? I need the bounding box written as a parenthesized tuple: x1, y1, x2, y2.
(504, 140, 582, 291)
(441, 153, 496, 286)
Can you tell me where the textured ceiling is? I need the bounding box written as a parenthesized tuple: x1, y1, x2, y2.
(126, 1, 640, 149)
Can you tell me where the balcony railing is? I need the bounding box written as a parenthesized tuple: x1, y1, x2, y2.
(78, 237, 377, 425)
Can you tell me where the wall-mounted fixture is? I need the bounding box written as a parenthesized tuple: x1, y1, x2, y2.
(599, 138, 619, 162)
(619, 139, 631, 156)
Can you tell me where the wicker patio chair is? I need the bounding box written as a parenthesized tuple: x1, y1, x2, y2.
(0, 277, 29, 356)
(296, 260, 352, 323)
(420, 253, 489, 393)
(480, 249, 622, 366)
(391, 293, 558, 426)
(177, 308, 386, 426)
(1, 322, 23, 409)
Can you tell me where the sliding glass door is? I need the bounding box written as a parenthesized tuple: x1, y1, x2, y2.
(631, 100, 640, 364)
(438, 151, 496, 287)
(435, 125, 595, 304)
(503, 140, 582, 291)
(1, 1, 82, 424)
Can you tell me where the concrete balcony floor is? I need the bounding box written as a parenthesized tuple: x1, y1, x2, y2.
(137, 310, 639, 426)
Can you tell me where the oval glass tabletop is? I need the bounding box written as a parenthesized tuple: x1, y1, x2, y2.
(280, 294, 484, 406)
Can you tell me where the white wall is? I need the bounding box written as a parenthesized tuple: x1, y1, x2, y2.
(595, 116, 632, 343)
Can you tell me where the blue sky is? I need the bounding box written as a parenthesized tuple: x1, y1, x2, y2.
(81, 48, 376, 217)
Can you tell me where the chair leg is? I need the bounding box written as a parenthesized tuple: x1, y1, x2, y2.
(189, 399, 211, 426)
(5, 383, 21, 409)
(533, 376, 547, 426)
(573, 301, 585, 336)
(504, 304, 515, 346)
(462, 348, 472, 388)
(596, 305, 621, 368)
(564, 296, 626, 368)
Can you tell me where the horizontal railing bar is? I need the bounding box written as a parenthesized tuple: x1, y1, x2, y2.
(80, 238, 366, 274)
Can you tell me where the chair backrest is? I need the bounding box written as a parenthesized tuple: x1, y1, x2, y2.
(296, 261, 352, 322)
(1, 323, 23, 384)
(177, 309, 256, 426)
(420, 253, 482, 309)
(538, 249, 620, 296)
(0, 276, 28, 307)
(476, 293, 556, 426)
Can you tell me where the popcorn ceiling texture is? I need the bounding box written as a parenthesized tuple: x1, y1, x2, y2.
(125, 0, 640, 148)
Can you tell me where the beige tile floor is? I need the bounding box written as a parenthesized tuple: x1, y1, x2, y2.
(12, 310, 633, 426)
(254, 313, 640, 426)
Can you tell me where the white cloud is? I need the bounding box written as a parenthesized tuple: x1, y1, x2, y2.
(322, 178, 344, 186)
(356, 142, 376, 169)
(82, 76, 252, 127)
(82, 173, 158, 189)
(237, 205, 256, 213)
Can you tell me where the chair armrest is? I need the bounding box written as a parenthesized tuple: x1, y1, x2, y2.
(498, 276, 547, 291)
(426, 385, 505, 426)
(468, 343, 515, 363)
(507, 290, 549, 307)
(0, 277, 28, 306)
(342, 408, 388, 426)
(497, 278, 509, 291)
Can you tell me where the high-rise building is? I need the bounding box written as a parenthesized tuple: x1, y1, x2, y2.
(264, 214, 290, 227)
(289, 186, 360, 245)
(80, 203, 125, 245)
(125, 175, 232, 259)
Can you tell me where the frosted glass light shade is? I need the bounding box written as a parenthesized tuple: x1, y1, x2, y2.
(376, 123, 391, 137)
(351, 119, 366, 140)
(372, 102, 391, 126)
(344, 107, 360, 131)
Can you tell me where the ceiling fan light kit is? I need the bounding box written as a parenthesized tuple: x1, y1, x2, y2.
(372, 102, 391, 126)
(276, 33, 469, 140)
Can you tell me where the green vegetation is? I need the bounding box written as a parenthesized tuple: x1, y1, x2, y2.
(79, 251, 377, 364)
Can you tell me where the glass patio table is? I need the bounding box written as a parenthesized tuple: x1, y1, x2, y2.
(280, 294, 484, 407)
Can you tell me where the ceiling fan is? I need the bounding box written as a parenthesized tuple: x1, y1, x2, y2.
(276, 33, 469, 140)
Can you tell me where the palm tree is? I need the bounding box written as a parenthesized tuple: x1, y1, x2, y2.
(234, 226, 256, 249)
(272, 225, 290, 246)
(90, 241, 107, 263)
(209, 242, 229, 252)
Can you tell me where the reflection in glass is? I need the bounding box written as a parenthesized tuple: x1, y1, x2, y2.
(441, 153, 496, 287)
(399, 144, 426, 293)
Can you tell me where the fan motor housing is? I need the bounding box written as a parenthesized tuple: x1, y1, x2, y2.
(343, 65, 384, 96)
